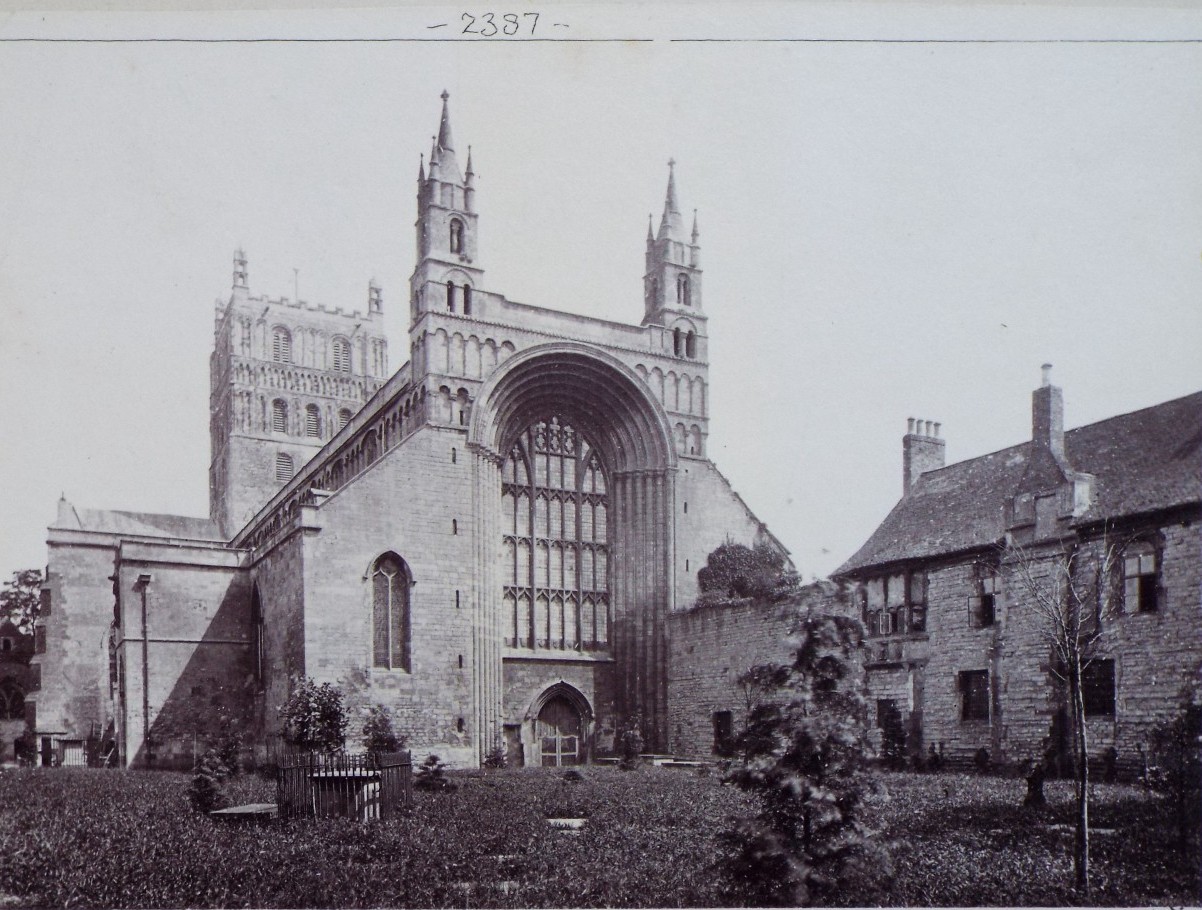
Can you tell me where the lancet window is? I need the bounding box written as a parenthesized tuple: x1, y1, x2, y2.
(502, 417, 609, 652)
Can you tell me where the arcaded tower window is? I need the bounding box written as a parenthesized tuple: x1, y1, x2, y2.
(305, 404, 322, 438)
(274, 452, 294, 482)
(371, 552, 411, 671)
(502, 417, 609, 653)
(332, 337, 352, 373)
(676, 273, 691, 306)
(450, 218, 464, 254)
(271, 399, 288, 434)
(271, 326, 292, 363)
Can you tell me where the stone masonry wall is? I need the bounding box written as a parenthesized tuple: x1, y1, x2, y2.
(300, 424, 478, 767)
(667, 583, 851, 758)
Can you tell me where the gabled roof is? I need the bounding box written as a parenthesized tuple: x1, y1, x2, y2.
(836, 391, 1202, 575)
(54, 506, 223, 541)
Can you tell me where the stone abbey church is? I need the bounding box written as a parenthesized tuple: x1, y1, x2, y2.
(30, 95, 784, 769)
(29, 95, 1201, 773)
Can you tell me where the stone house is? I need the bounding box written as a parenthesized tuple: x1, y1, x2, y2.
(29, 94, 785, 769)
(835, 371, 1202, 771)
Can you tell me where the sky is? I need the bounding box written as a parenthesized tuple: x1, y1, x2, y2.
(1, 2, 1200, 584)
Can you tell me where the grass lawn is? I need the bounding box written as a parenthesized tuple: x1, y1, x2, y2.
(0, 765, 1195, 907)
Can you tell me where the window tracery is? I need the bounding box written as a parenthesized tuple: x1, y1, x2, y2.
(371, 553, 410, 671)
(502, 417, 609, 652)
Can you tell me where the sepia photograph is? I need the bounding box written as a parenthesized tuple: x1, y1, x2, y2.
(0, 1, 1199, 906)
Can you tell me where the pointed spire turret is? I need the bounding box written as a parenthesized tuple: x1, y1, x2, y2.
(418, 154, 425, 183)
(691, 209, 699, 243)
(646, 214, 654, 243)
(465, 145, 474, 179)
(657, 159, 686, 241)
(437, 89, 454, 151)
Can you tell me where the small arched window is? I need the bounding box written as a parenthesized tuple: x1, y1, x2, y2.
(449, 218, 464, 254)
(271, 326, 292, 363)
(446, 281, 456, 312)
(337, 408, 353, 431)
(271, 399, 288, 434)
(463, 284, 472, 316)
(371, 553, 411, 671)
(275, 452, 294, 482)
(332, 337, 351, 373)
(673, 327, 682, 357)
(685, 331, 696, 359)
(676, 273, 691, 306)
(305, 404, 321, 438)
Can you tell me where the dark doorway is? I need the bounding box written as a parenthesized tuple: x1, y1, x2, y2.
(537, 696, 582, 766)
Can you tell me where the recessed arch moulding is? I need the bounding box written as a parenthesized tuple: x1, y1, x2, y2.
(468, 343, 679, 752)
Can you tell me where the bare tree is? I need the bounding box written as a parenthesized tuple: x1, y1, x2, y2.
(1009, 530, 1123, 896)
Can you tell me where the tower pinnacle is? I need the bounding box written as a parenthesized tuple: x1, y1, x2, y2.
(657, 159, 685, 241)
(437, 90, 454, 151)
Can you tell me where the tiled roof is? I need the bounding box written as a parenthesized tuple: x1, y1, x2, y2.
(66, 508, 223, 541)
(836, 391, 1202, 575)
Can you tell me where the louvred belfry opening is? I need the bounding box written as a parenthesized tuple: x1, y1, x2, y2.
(502, 417, 610, 652)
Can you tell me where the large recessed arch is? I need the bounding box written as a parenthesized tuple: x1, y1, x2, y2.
(468, 342, 677, 474)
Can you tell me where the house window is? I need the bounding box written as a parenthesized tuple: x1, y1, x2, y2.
(973, 570, 1000, 628)
(371, 553, 411, 671)
(272, 399, 288, 434)
(332, 337, 351, 373)
(502, 416, 609, 652)
(712, 710, 734, 756)
(450, 218, 464, 254)
(0, 638, 10, 653)
(337, 408, 353, 431)
(305, 404, 321, 438)
(959, 670, 990, 721)
(271, 326, 291, 363)
(1082, 659, 1116, 717)
(1123, 542, 1158, 613)
(275, 452, 294, 483)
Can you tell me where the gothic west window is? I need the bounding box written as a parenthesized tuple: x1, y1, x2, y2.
(1082, 658, 1116, 717)
(449, 218, 464, 254)
(271, 326, 292, 363)
(959, 669, 990, 721)
(272, 399, 288, 434)
(332, 337, 352, 373)
(1123, 542, 1159, 613)
(371, 553, 411, 671)
(305, 404, 322, 438)
(502, 417, 609, 652)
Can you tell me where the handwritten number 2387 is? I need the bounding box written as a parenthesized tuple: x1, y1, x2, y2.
(461, 12, 539, 36)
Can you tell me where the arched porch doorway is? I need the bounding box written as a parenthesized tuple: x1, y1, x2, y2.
(537, 696, 582, 766)
(523, 681, 593, 767)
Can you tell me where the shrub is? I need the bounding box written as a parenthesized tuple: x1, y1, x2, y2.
(721, 610, 890, 906)
(1148, 700, 1202, 851)
(361, 704, 405, 754)
(482, 737, 507, 769)
(414, 753, 456, 792)
(974, 747, 991, 774)
(696, 542, 797, 603)
(617, 714, 644, 770)
(278, 677, 347, 754)
(187, 748, 230, 814)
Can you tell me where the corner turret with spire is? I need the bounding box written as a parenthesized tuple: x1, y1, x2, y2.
(410, 91, 484, 325)
(643, 160, 705, 360)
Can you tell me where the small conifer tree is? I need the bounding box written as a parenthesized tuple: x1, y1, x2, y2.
(721, 610, 890, 906)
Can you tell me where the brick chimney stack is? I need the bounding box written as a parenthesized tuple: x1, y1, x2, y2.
(903, 417, 946, 494)
(1032, 362, 1067, 464)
